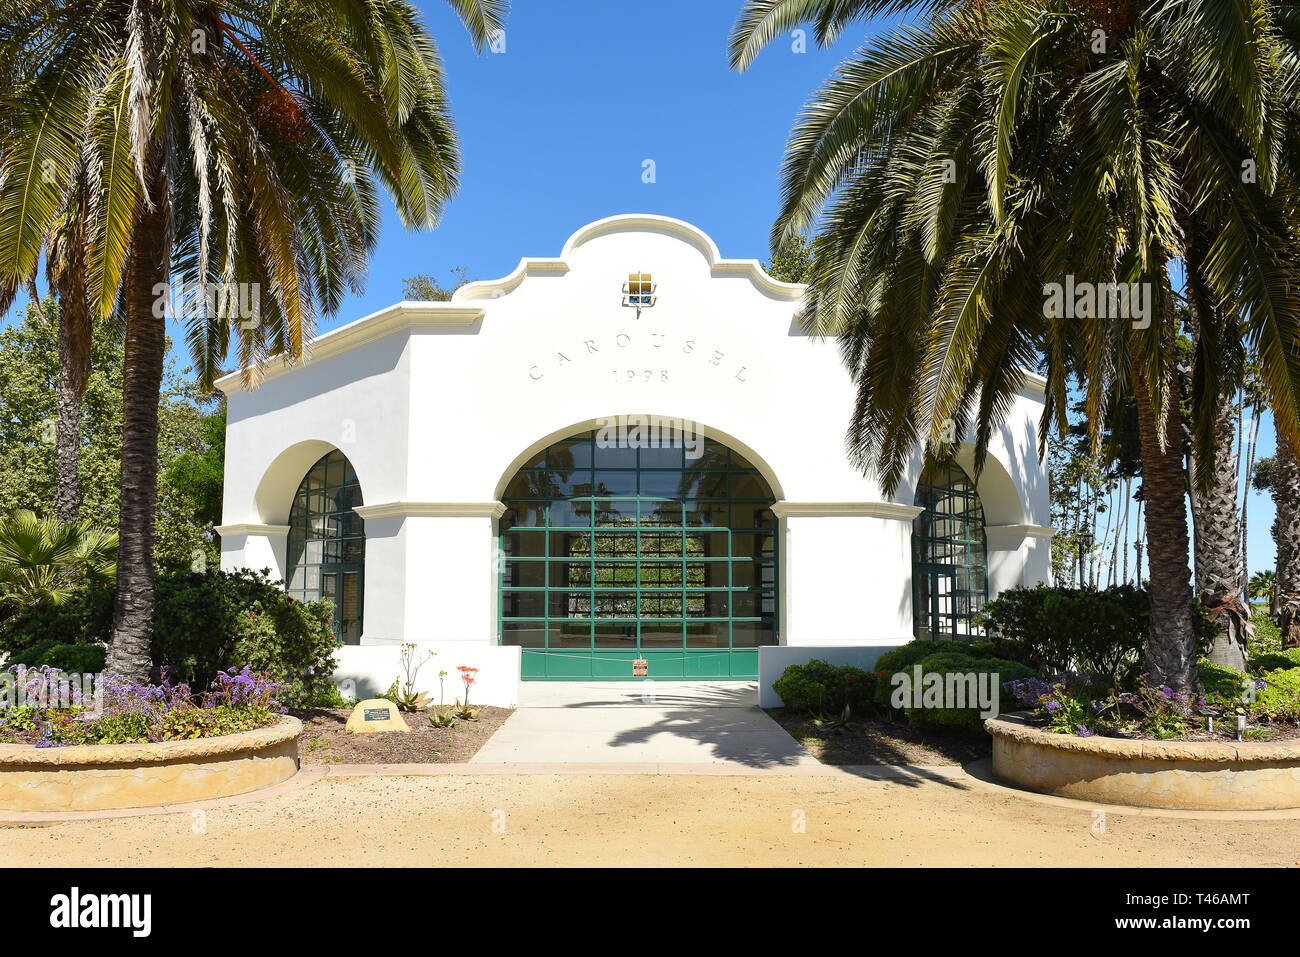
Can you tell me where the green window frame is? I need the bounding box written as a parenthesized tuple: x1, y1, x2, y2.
(286, 450, 365, 644)
(912, 462, 987, 641)
(498, 430, 779, 654)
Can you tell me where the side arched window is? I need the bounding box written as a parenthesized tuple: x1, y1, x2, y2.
(286, 450, 365, 644)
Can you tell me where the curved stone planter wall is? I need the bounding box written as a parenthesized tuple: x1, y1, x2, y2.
(0, 716, 301, 812)
(987, 713, 1300, 810)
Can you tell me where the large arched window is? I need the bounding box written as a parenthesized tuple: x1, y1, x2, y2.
(912, 463, 987, 641)
(286, 450, 365, 644)
(499, 427, 778, 679)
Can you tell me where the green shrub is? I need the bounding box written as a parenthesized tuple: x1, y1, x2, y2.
(0, 582, 113, 657)
(870, 639, 1034, 711)
(5, 637, 60, 667)
(1, 568, 340, 706)
(309, 683, 351, 708)
(9, 641, 106, 674)
(977, 584, 1213, 684)
(1251, 607, 1282, 654)
(1198, 658, 1248, 705)
(1249, 648, 1300, 674)
(874, 640, 941, 674)
(963, 636, 1037, 666)
(1254, 668, 1300, 721)
(228, 598, 337, 708)
(1200, 658, 1300, 721)
(151, 568, 338, 705)
(772, 659, 876, 715)
(898, 652, 1036, 733)
(872, 640, 941, 708)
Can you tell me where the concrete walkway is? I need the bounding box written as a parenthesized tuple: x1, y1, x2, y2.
(470, 680, 819, 767)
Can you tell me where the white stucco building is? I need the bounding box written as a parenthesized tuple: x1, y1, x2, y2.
(216, 214, 1051, 697)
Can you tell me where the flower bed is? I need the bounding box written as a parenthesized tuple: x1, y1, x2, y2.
(0, 666, 285, 746)
(0, 666, 302, 812)
(0, 715, 301, 812)
(986, 712, 1300, 810)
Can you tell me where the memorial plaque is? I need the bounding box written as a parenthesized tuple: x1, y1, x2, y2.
(345, 698, 410, 733)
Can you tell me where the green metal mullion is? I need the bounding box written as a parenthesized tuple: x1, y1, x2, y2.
(587, 466, 595, 650)
(544, 493, 553, 649)
(680, 521, 688, 644)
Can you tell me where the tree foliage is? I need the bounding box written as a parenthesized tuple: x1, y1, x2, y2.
(401, 267, 474, 301)
(0, 300, 222, 569)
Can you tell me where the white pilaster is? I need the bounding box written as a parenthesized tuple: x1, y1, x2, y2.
(772, 502, 922, 646)
(353, 502, 505, 644)
(216, 523, 290, 580)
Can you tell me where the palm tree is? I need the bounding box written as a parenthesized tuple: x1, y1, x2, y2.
(0, 510, 117, 620)
(0, 0, 508, 682)
(1273, 427, 1300, 646)
(1186, 322, 1250, 669)
(47, 180, 95, 526)
(1252, 437, 1300, 642)
(730, 0, 1300, 692)
(0, 161, 95, 525)
(1250, 569, 1277, 612)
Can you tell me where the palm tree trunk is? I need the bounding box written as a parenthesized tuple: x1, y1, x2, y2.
(1274, 420, 1300, 650)
(54, 283, 90, 525)
(1192, 394, 1249, 670)
(1134, 367, 1197, 691)
(105, 156, 168, 683)
(1241, 397, 1261, 594)
(52, 184, 92, 526)
(1121, 477, 1131, 583)
(1134, 497, 1144, 583)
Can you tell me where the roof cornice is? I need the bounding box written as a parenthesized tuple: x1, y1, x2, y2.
(770, 501, 923, 521)
(353, 501, 508, 520)
(213, 301, 484, 395)
(455, 213, 805, 303)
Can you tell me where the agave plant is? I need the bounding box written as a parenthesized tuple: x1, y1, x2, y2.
(0, 510, 117, 618)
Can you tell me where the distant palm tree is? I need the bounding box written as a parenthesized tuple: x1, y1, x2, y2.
(0, 171, 95, 526)
(1273, 428, 1300, 646)
(0, 0, 507, 681)
(730, 0, 1300, 691)
(1250, 569, 1277, 613)
(0, 510, 117, 620)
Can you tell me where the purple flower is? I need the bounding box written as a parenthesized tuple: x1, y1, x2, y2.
(1075, 724, 1095, 737)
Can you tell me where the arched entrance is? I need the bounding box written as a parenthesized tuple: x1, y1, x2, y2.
(499, 424, 778, 679)
(912, 463, 987, 640)
(286, 449, 366, 644)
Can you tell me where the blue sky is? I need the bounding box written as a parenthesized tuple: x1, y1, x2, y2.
(353, 0, 870, 317)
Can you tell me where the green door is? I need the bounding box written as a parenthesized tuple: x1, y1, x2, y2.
(498, 428, 778, 679)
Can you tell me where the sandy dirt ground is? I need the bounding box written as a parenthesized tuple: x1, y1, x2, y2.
(2, 771, 1299, 867)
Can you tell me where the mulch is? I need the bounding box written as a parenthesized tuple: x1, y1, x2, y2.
(290, 705, 513, 765)
(767, 710, 991, 766)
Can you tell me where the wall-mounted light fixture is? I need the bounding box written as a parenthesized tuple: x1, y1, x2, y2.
(622, 271, 656, 317)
